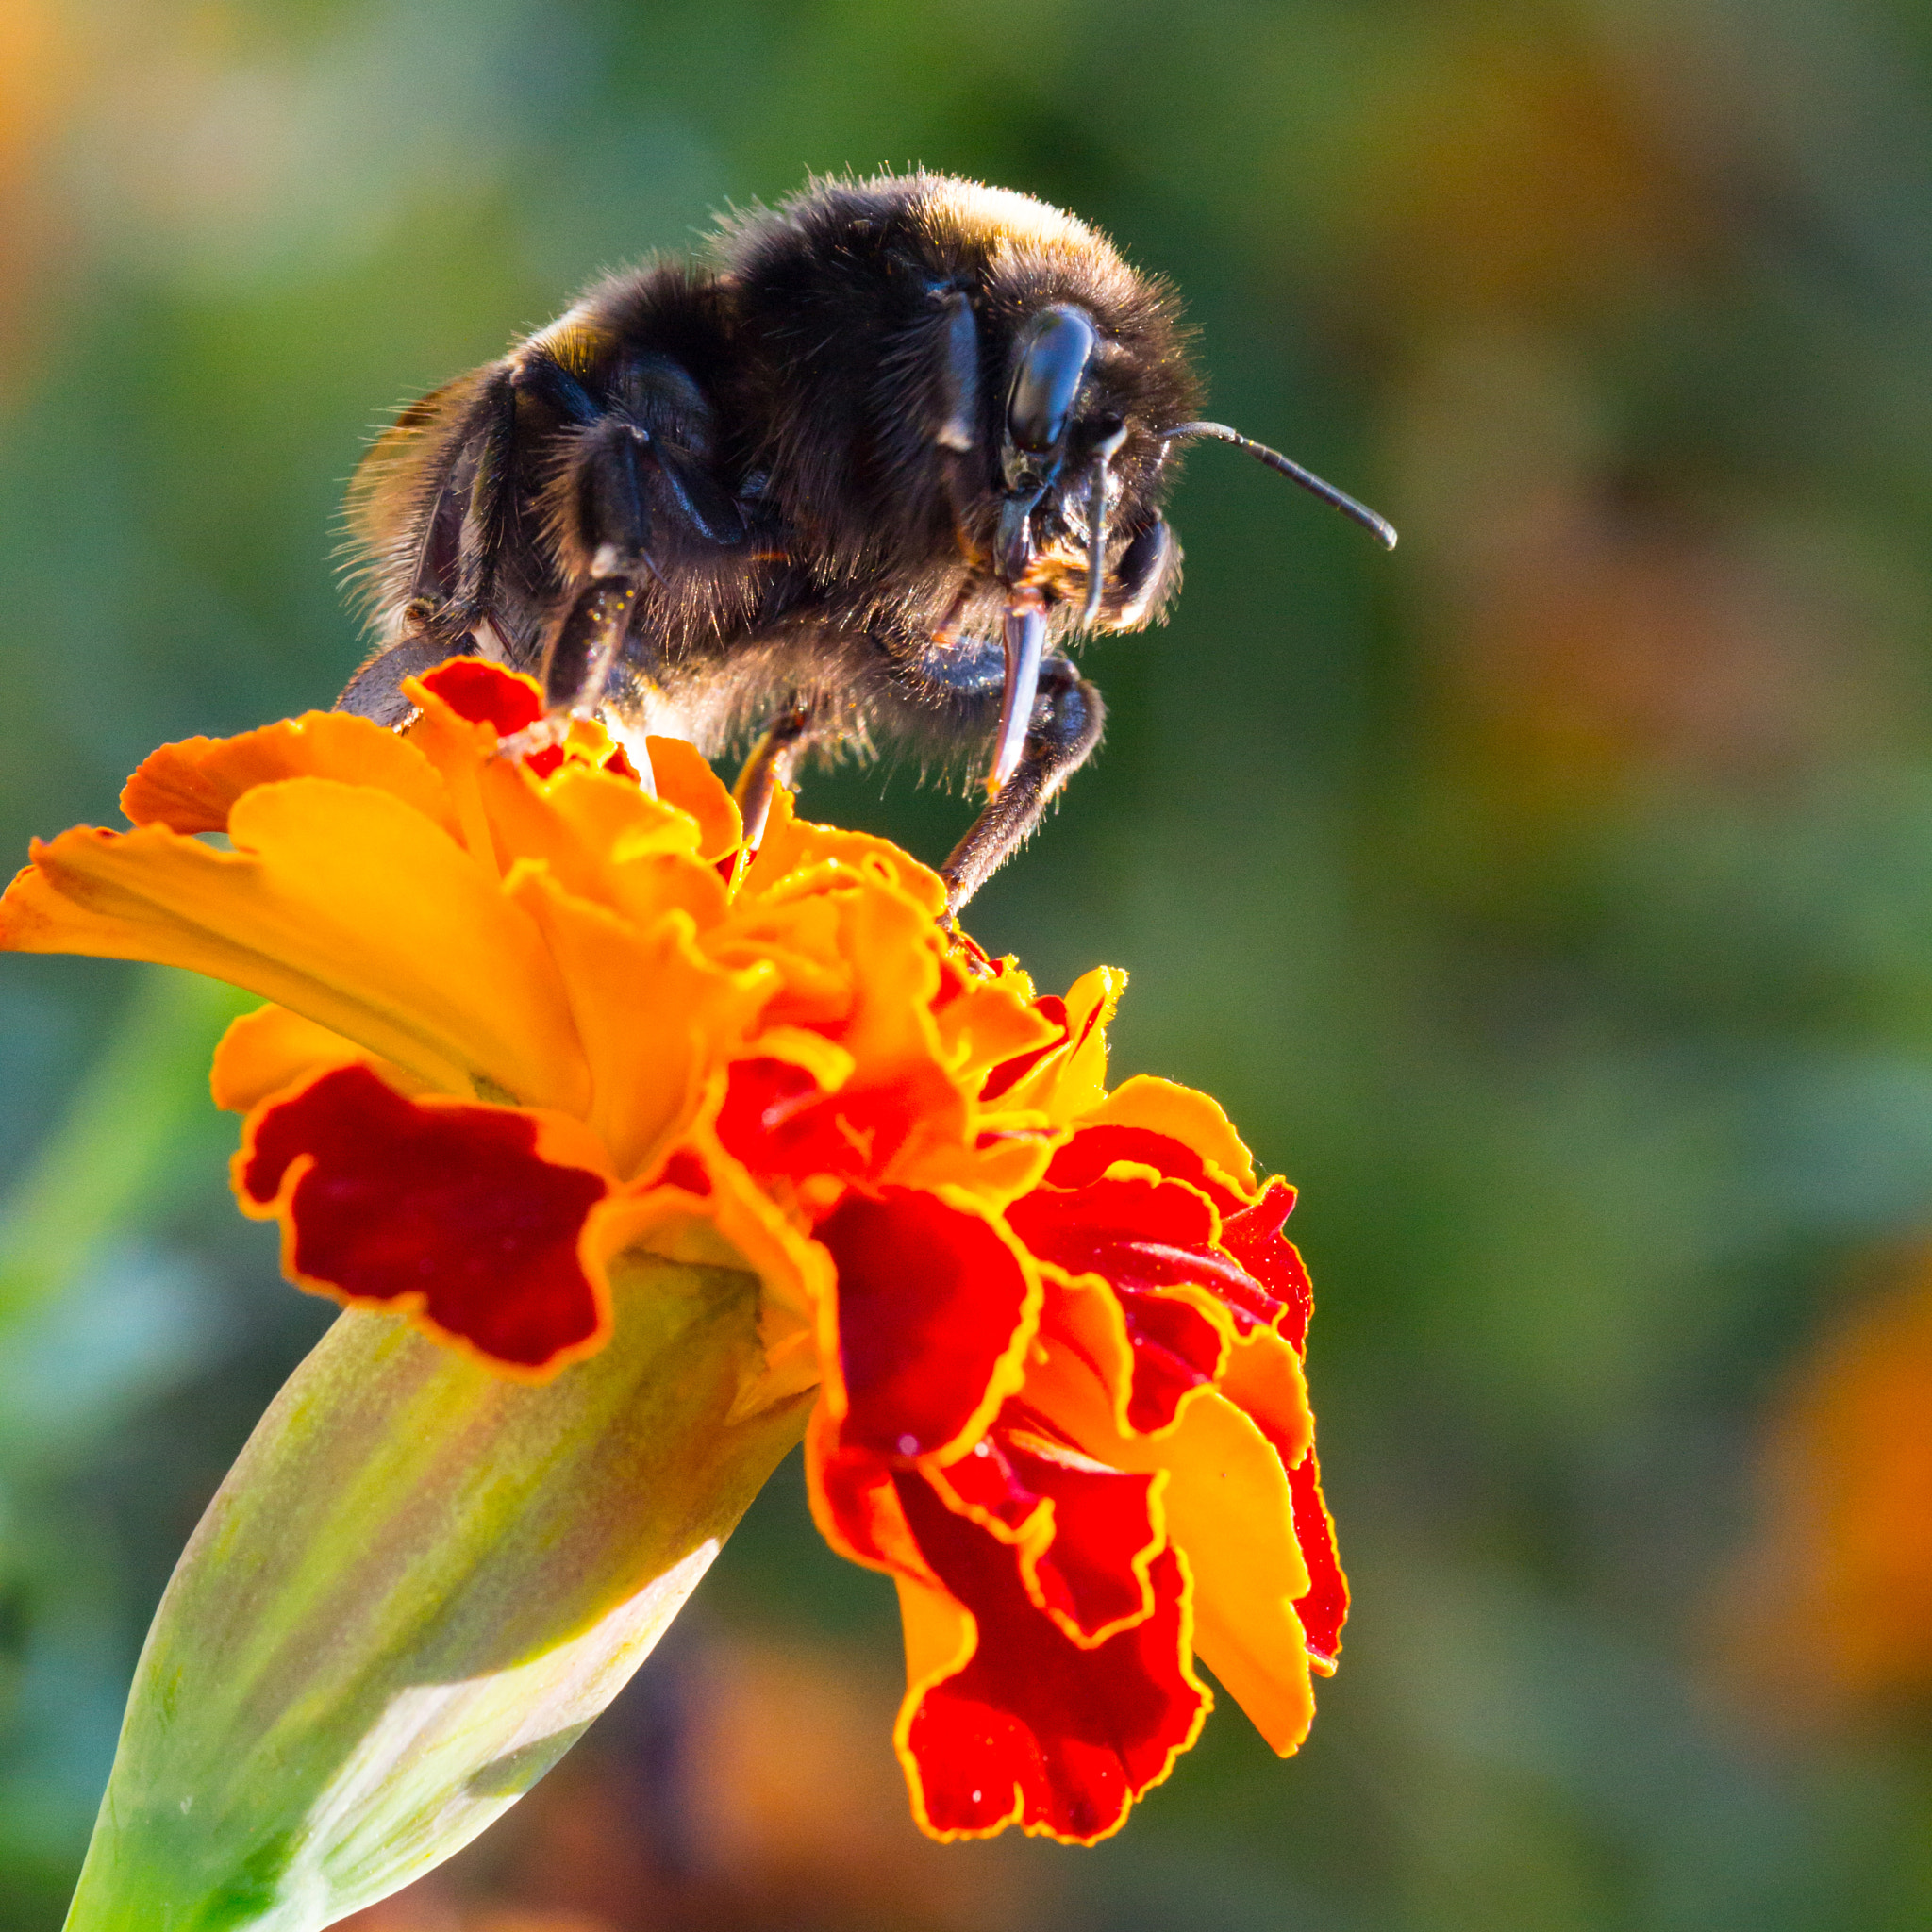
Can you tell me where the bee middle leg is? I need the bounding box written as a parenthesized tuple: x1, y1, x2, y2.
(733, 703, 816, 850)
(538, 417, 670, 716)
(934, 654, 1105, 914)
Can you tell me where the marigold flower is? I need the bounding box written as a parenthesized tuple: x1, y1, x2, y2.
(1714, 1257, 1932, 1728)
(2, 660, 1342, 1918)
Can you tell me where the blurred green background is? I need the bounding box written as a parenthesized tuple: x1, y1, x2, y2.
(8, 0, 1932, 1926)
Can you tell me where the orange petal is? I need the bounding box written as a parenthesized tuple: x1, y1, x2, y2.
(645, 736, 742, 863)
(1041, 1339, 1315, 1756)
(742, 790, 947, 919)
(209, 1003, 429, 1113)
(2, 780, 589, 1111)
(475, 757, 715, 904)
(508, 866, 774, 1178)
(1027, 1283, 1320, 1754)
(934, 969, 1064, 1091)
(120, 712, 457, 841)
(1218, 1325, 1315, 1471)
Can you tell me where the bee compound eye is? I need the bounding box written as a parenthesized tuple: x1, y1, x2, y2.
(1005, 306, 1098, 458)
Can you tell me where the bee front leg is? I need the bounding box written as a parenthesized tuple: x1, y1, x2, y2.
(939, 657, 1105, 914)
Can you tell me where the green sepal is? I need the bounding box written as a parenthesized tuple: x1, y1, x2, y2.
(64, 1253, 811, 1932)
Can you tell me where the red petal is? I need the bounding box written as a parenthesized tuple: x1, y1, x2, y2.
(1003, 1431, 1160, 1641)
(238, 1064, 608, 1371)
(655, 1148, 712, 1196)
(524, 743, 566, 778)
(417, 658, 543, 735)
(924, 1417, 1161, 1645)
(1287, 1449, 1347, 1670)
(1008, 1174, 1237, 1430)
(1114, 1292, 1226, 1434)
(813, 1437, 925, 1574)
(1220, 1180, 1313, 1351)
(896, 1477, 1207, 1843)
(818, 1188, 1035, 1462)
(926, 1424, 1042, 1536)
(716, 1057, 917, 1190)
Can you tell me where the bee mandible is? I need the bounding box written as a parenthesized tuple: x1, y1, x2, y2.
(339, 173, 1394, 911)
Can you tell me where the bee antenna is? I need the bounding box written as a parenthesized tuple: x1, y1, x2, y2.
(1160, 421, 1397, 550)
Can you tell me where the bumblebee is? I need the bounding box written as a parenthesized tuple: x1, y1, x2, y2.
(339, 172, 1392, 910)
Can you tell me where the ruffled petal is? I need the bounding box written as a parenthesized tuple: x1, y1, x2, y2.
(234, 1063, 612, 1374)
(121, 713, 457, 841)
(892, 1477, 1208, 1844)
(1091, 1074, 1258, 1193)
(1023, 1309, 1319, 1756)
(930, 1423, 1163, 1645)
(2, 780, 590, 1111)
(815, 1186, 1040, 1463)
(508, 868, 774, 1179)
(1008, 1173, 1239, 1434)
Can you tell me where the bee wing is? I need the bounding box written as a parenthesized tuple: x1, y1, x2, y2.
(340, 368, 500, 628)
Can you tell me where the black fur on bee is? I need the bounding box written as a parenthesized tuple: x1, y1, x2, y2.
(338, 172, 1392, 911)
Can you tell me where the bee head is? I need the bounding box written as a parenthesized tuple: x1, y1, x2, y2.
(979, 299, 1181, 635)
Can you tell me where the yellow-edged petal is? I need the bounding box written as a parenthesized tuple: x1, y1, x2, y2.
(1094, 1075, 1259, 1192)
(1029, 1281, 1315, 1755)
(934, 965, 1065, 1090)
(994, 965, 1123, 1121)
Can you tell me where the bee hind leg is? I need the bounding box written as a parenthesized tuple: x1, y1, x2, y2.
(938, 657, 1104, 915)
